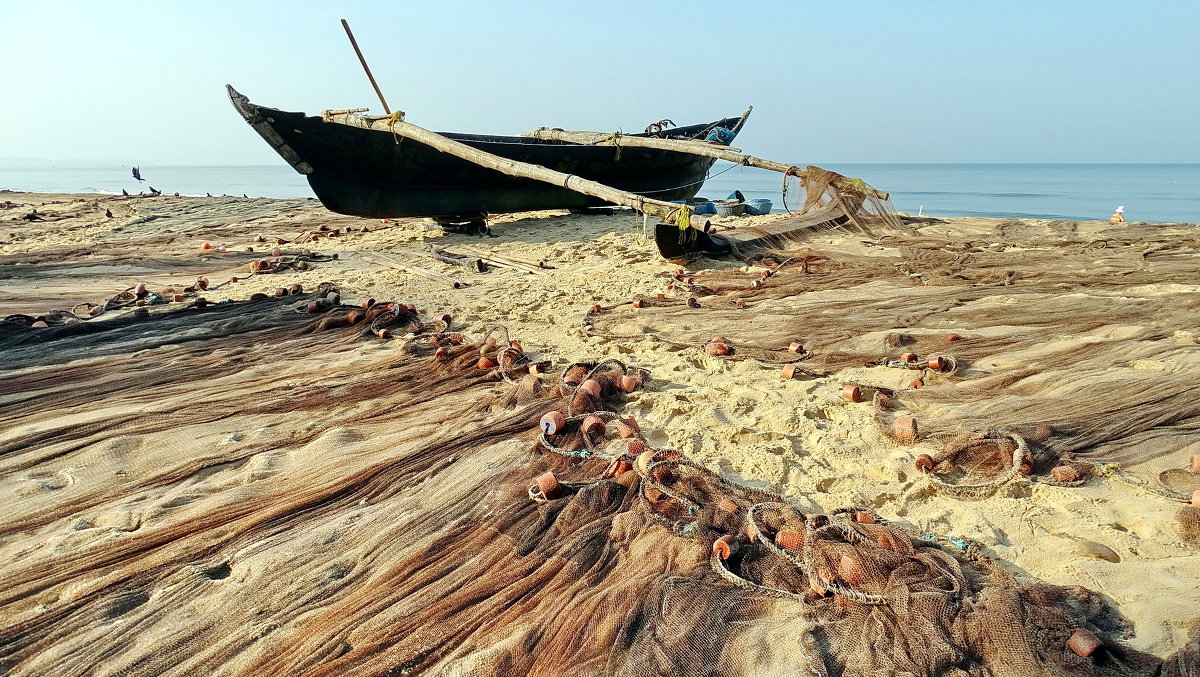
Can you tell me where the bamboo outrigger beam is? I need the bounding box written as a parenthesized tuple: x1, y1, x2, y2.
(320, 111, 694, 228)
(523, 128, 889, 202)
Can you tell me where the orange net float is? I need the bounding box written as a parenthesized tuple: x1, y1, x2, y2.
(580, 415, 606, 437)
(562, 365, 590, 387)
(539, 411, 566, 435)
(589, 304, 602, 314)
(288, 283, 302, 295)
(775, 530, 804, 550)
(614, 419, 639, 439)
(618, 374, 641, 392)
(916, 451, 936, 472)
(927, 354, 947, 371)
(1189, 453, 1200, 474)
(900, 352, 918, 363)
(893, 416, 918, 443)
(1050, 465, 1080, 483)
(1067, 629, 1102, 658)
(476, 355, 499, 370)
(362, 298, 376, 308)
(527, 471, 562, 502)
(788, 341, 804, 353)
(434, 347, 450, 362)
(686, 297, 701, 308)
(604, 458, 634, 478)
(1192, 490, 1200, 509)
(838, 553, 866, 585)
(705, 338, 733, 356)
(840, 384, 862, 402)
(626, 439, 647, 456)
(579, 379, 602, 398)
(854, 511, 876, 524)
(519, 373, 543, 395)
(716, 497, 739, 513)
(734, 298, 746, 309)
(712, 535, 736, 560)
(345, 309, 366, 325)
(909, 378, 924, 389)
(632, 297, 645, 308)
(781, 364, 798, 380)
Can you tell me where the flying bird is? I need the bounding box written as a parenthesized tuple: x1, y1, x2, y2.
(132, 166, 144, 182)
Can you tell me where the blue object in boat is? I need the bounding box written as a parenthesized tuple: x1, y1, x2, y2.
(705, 127, 735, 145)
(693, 201, 716, 215)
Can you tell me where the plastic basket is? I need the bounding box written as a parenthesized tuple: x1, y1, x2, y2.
(745, 199, 772, 216)
(692, 201, 717, 215)
(715, 201, 745, 217)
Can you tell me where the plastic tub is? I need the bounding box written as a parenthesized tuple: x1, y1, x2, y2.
(715, 201, 746, 217)
(692, 201, 717, 215)
(745, 199, 773, 215)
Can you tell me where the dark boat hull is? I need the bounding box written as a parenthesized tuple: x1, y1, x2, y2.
(227, 86, 749, 220)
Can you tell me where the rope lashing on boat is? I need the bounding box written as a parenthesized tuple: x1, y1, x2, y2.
(673, 204, 692, 231)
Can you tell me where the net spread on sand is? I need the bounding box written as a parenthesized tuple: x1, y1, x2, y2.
(590, 218, 1200, 505)
(2, 283, 1199, 676)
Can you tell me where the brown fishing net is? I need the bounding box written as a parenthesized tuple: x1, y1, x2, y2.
(2, 281, 1199, 675)
(590, 218, 1200, 505)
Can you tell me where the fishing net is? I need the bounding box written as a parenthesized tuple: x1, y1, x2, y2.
(590, 218, 1200, 504)
(2, 280, 1199, 676)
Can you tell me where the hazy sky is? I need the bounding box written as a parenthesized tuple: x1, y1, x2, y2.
(2, 1, 1197, 165)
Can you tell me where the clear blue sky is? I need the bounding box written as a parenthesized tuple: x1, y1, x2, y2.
(2, 1, 1196, 165)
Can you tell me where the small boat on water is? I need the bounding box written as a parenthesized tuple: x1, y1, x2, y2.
(227, 86, 751, 225)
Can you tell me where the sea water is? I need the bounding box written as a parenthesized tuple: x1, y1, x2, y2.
(2, 162, 1197, 223)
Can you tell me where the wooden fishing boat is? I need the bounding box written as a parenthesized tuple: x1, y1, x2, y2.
(227, 86, 751, 224)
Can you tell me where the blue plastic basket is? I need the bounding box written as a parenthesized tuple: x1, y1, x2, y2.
(715, 201, 745, 217)
(745, 199, 773, 216)
(692, 201, 717, 215)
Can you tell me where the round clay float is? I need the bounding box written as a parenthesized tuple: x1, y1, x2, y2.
(539, 411, 566, 435)
(579, 379, 602, 398)
(580, 415, 605, 436)
(536, 471, 562, 500)
(915, 454, 934, 473)
(1067, 629, 1102, 658)
(841, 384, 862, 403)
(712, 535, 736, 560)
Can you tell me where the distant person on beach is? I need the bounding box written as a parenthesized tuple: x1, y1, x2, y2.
(1110, 205, 1125, 223)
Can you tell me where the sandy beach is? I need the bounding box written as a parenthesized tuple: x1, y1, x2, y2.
(2, 191, 1198, 675)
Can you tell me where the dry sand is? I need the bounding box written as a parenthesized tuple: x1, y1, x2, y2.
(2, 191, 1198, 669)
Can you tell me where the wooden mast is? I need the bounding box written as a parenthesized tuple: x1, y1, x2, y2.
(341, 19, 392, 116)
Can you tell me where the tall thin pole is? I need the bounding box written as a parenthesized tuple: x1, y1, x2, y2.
(340, 19, 391, 115)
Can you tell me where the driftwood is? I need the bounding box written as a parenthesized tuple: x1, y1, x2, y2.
(429, 247, 487, 273)
(363, 251, 465, 288)
(523, 128, 889, 201)
(320, 112, 694, 228)
(456, 245, 549, 273)
(446, 246, 540, 275)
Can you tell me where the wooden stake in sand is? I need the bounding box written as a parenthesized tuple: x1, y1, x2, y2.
(319, 112, 694, 228)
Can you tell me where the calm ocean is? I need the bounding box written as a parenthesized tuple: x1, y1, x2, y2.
(2, 162, 1197, 223)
